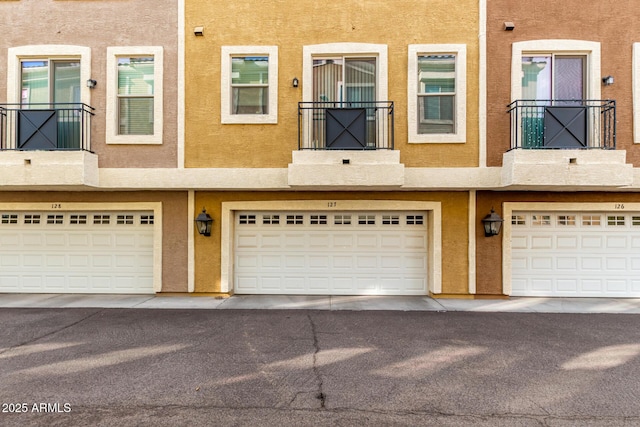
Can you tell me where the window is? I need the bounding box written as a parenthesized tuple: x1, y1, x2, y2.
(304, 43, 387, 102)
(408, 44, 466, 143)
(511, 40, 600, 103)
(8, 45, 91, 106)
(106, 46, 163, 144)
(301, 43, 388, 149)
(221, 46, 278, 124)
(522, 55, 586, 102)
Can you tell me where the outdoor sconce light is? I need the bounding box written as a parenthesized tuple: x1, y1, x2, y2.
(194, 26, 204, 36)
(292, 77, 299, 88)
(482, 208, 504, 237)
(86, 79, 97, 89)
(195, 208, 213, 237)
(602, 75, 614, 86)
(504, 21, 515, 31)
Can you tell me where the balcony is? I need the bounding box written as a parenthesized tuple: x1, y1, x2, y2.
(1, 103, 94, 151)
(0, 103, 98, 188)
(507, 99, 616, 150)
(298, 101, 394, 150)
(503, 100, 631, 189)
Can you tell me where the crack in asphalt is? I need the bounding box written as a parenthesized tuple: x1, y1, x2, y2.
(0, 309, 104, 356)
(307, 313, 326, 409)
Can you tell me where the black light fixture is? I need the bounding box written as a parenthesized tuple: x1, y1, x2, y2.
(482, 208, 504, 237)
(195, 208, 213, 237)
(292, 77, 299, 88)
(602, 75, 614, 86)
(86, 79, 97, 89)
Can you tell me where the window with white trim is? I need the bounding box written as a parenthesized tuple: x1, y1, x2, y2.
(511, 40, 600, 103)
(221, 46, 278, 124)
(408, 44, 466, 143)
(106, 46, 163, 144)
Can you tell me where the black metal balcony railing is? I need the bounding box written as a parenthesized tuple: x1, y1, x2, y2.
(507, 100, 616, 150)
(0, 103, 95, 151)
(298, 101, 394, 150)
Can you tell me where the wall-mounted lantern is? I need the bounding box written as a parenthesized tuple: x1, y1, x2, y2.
(86, 79, 97, 89)
(482, 208, 504, 237)
(195, 208, 213, 237)
(292, 77, 299, 88)
(602, 75, 614, 86)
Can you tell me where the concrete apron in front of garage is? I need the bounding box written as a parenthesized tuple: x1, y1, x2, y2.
(2, 294, 640, 313)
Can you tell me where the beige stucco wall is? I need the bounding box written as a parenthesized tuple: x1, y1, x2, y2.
(0, 0, 179, 168)
(193, 191, 470, 295)
(185, 0, 480, 169)
(0, 191, 189, 292)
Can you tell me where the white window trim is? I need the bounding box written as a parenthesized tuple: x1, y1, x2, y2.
(106, 46, 163, 145)
(408, 44, 466, 144)
(302, 43, 388, 103)
(7, 45, 92, 105)
(633, 43, 640, 143)
(221, 45, 278, 124)
(511, 40, 601, 103)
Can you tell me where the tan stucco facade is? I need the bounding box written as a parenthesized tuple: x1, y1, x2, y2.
(185, 0, 480, 169)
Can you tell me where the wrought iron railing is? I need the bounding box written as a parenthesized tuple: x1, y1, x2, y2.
(0, 103, 95, 151)
(298, 101, 394, 150)
(507, 100, 615, 150)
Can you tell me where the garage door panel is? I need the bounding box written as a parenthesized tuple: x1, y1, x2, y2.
(46, 255, 65, 267)
(581, 236, 603, 248)
(513, 211, 640, 297)
(557, 279, 578, 292)
(234, 211, 428, 295)
(531, 236, 553, 249)
(69, 234, 90, 246)
(531, 257, 553, 270)
(557, 236, 578, 249)
(606, 236, 628, 249)
(556, 257, 577, 270)
(606, 258, 627, 270)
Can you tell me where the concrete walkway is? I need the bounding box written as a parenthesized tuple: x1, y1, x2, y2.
(2, 293, 640, 313)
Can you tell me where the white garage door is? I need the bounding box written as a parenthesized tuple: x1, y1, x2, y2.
(511, 211, 640, 297)
(234, 211, 428, 295)
(0, 211, 155, 294)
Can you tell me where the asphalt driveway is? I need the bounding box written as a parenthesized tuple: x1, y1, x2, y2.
(1, 308, 640, 426)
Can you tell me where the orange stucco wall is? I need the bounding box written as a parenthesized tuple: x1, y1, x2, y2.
(486, 0, 640, 167)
